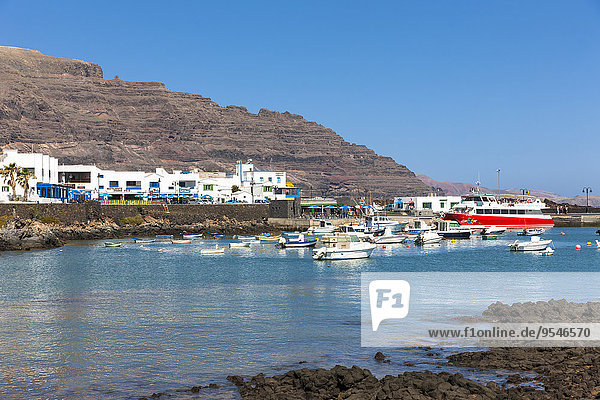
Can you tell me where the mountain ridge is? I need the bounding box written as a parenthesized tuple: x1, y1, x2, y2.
(0, 46, 433, 198)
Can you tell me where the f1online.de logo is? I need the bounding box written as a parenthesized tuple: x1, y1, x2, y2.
(369, 280, 410, 331)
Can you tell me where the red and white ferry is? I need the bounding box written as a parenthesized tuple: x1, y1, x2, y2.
(442, 194, 554, 229)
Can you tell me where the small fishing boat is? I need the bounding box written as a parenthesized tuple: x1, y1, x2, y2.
(172, 239, 192, 244)
(481, 234, 498, 240)
(200, 247, 225, 255)
(481, 226, 506, 235)
(517, 228, 546, 236)
(104, 242, 122, 247)
(596, 240, 600, 248)
(536, 247, 555, 256)
(132, 237, 155, 243)
(258, 235, 281, 242)
(509, 236, 553, 252)
(182, 233, 203, 240)
(307, 220, 338, 235)
(312, 234, 376, 260)
(156, 234, 174, 241)
(229, 242, 250, 248)
(372, 226, 407, 244)
(414, 231, 443, 245)
(278, 234, 318, 248)
(208, 232, 225, 239)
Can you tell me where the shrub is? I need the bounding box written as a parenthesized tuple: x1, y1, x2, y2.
(39, 216, 61, 225)
(0, 215, 13, 229)
(121, 214, 144, 226)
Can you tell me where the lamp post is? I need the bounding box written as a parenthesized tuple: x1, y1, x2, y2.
(582, 187, 592, 213)
(496, 169, 501, 199)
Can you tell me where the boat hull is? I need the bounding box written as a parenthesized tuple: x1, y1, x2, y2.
(312, 244, 376, 260)
(509, 239, 553, 252)
(438, 231, 471, 239)
(444, 212, 554, 229)
(282, 240, 318, 248)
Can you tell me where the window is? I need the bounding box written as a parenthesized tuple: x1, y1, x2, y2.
(501, 209, 509, 214)
(59, 171, 91, 183)
(98, 174, 104, 178)
(450, 202, 459, 208)
(509, 209, 517, 214)
(1, 186, 8, 192)
(99, 185, 104, 190)
(440, 202, 445, 209)
(277, 177, 281, 184)
(126, 181, 141, 187)
(485, 209, 493, 214)
(493, 209, 501, 214)
(422, 202, 432, 209)
(476, 209, 484, 214)
(260, 177, 264, 182)
(203, 184, 213, 191)
(109, 181, 119, 188)
(149, 182, 160, 188)
(263, 186, 273, 193)
(517, 210, 525, 214)
(268, 177, 272, 182)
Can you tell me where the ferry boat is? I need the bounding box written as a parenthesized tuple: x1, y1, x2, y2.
(442, 194, 554, 229)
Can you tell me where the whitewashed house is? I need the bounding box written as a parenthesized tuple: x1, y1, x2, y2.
(0, 149, 65, 203)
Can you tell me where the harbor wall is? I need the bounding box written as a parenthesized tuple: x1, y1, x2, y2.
(0, 202, 269, 225)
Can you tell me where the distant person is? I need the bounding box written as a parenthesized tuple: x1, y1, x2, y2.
(556, 206, 560, 214)
(565, 206, 568, 214)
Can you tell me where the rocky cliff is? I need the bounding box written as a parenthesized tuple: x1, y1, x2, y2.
(0, 46, 433, 198)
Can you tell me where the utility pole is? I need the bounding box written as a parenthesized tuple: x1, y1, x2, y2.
(496, 169, 501, 199)
(582, 187, 592, 213)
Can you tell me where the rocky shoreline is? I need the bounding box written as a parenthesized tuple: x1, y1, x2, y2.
(223, 347, 600, 399)
(0, 216, 278, 252)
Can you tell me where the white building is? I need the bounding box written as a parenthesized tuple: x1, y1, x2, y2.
(57, 159, 296, 203)
(394, 196, 462, 214)
(0, 149, 66, 203)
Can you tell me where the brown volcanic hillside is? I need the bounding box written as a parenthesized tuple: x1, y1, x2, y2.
(0, 46, 433, 198)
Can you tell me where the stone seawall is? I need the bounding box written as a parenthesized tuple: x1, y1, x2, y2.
(550, 214, 600, 227)
(0, 202, 269, 225)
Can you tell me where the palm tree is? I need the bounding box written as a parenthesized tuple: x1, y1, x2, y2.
(0, 163, 19, 200)
(17, 168, 37, 202)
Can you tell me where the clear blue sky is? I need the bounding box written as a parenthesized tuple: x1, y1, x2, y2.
(1, 0, 598, 196)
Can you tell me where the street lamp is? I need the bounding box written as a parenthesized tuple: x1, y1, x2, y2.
(582, 187, 592, 213)
(496, 169, 501, 199)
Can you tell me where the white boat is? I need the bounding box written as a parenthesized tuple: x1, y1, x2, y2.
(132, 237, 155, 243)
(307, 220, 338, 235)
(364, 214, 406, 231)
(236, 235, 257, 241)
(436, 220, 471, 239)
(172, 239, 192, 244)
(480, 226, 506, 235)
(200, 247, 225, 255)
(536, 247, 555, 256)
(278, 234, 318, 248)
(404, 220, 435, 239)
(414, 231, 443, 245)
(182, 233, 203, 240)
(596, 240, 600, 249)
(312, 234, 376, 260)
(509, 236, 553, 252)
(443, 194, 554, 229)
(229, 242, 250, 248)
(517, 228, 546, 236)
(372, 226, 407, 244)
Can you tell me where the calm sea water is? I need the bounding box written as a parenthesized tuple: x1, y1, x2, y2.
(0, 227, 598, 399)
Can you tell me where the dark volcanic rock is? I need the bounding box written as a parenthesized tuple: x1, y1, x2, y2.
(228, 365, 498, 400)
(0, 217, 62, 251)
(0, 46, 434, 198)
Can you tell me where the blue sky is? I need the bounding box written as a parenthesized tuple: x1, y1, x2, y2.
(1, 0, 598, 196)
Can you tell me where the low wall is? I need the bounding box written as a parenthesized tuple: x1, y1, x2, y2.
(0, 202, 269, 225)
(550, 214, 600, 227)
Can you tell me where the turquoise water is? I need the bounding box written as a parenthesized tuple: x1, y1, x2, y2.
(0, 228, 598, 399)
